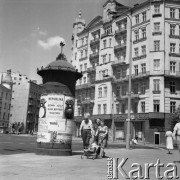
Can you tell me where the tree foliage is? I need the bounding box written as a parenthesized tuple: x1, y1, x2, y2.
(168, 106, 180, 131)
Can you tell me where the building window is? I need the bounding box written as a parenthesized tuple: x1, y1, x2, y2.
(117, 69, 121, 79)
(170, 43, 176, 53)
(142, 45, 146, 55)
(80, 65, 83, 72)
(78, 107, 81, 116)
(170, 61, 176, 73)
(105, 26, 112, 35)
(79, 78, 82, 85)
(153, 79, 160, 91)
(134, 48, 139, 57)
(122, 103, 125, 113)
(109, 54, 111, 62)
(122, 85, 126, 96)
(116, 86, 120, 97)
(104, 87, 107, 97)
(109, 38, 112, 47)
(83, 77, 86, 84)
(170, 102, 176, 113)
(179, 9, 180, 19)
(170, 25, 175, 35)
(3, 112, 5, 120)
(154, 100, 160, 112)
(75, 53, 77, 60)
(102, 55, 106, 64)
(154, 59, 160, 70)
(141, 82, 146, 94)
(154, 41, 160, 51)
(84, 63, 87, 71)
(142, 12, 146, 22)
(116, 104, 120, 114)
(154, 22, 160, 32)
(141, 63, 146, 74)
(134, 83, 139, 94)
(154, 5, 160, 14)
(134, 65, 138, 76)
(135, 15, 139, 24)
(80, 50, 83, 58)
(170, 81, 176, 94)
(141, 102, 145, 113)
(103, 104, 107, 114)
(170, 8, 175, 19)
(133, 102, 138, 113)
(135, 31, 139, 41)
(98, 87, 102, 97)
(142, 28, 146, 38)
(85, 49, 88, 57)
(98, 104, 101, 114)
(122, 69, 126, 78)
(103, 40, 107, 49)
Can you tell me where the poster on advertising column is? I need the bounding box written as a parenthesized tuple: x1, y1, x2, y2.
(37, 94, 74, 144)
(37, 94, 66, 143)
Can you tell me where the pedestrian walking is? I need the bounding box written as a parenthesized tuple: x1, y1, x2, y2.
(173, 122, 180, 156)
(165, 130, 173, 154)
(97, 119, 108, 158)
(80, 114, 93, 149)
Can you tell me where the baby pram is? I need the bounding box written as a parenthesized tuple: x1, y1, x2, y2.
(81, 142, 101, 160)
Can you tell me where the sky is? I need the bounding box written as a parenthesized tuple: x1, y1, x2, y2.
(0, 0, 146, 83)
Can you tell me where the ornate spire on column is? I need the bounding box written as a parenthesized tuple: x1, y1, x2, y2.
(56, 41, 66, 61)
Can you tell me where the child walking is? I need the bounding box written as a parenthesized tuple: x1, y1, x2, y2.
(165, 130, 174, 154)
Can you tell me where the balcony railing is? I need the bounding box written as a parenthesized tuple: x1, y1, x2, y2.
(115, 28, 127, 36)
(117, 94, 139, 101)
(111, 60, 127, 67)
(89, 52, 99, 60)
(79, 56, 88, 61)
(113, 75, 129, 83)
(77, 98, 95, 105)
(87, 67, 95, 73)
(101, 33, 113, 39)
(164, 70, 180, 77)
(114, 43, 126, 52)
(90, 38, 100, 46)
(131, 71, 150, 79)
(76, 81, 95, 90)
(95, 75, 114, 83)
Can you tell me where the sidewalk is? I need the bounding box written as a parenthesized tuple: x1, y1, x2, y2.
(0, 139, 179, 180)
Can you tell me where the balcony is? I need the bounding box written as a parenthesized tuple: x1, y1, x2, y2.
(114, 43, 126, 52)
(89, 52, 99, 60)
(28, 102, 33, 106)
(117, 93, 139, 101)
(131, 71, 150, 79)
(115, 28, 127, 37)
(169, 35, 180, 39)
(101, 33, 113, 39)
(95, 75, 114, 84)
(28, 110, 33, 114)
(90, 39, 100, 46)
(87, 67, 95, 73)
(133, 37, 147, 44)
(111, 60, 127, 67)
(164, 70, 180, 78)
(133, 55, 147, 61)
(76, 81, 95, 90)
(78, 43, 88, 49)
(169, 53, 180, 57)
(79, 56, 88, 62)
(29, 96, 33, 99)
(82, 98, 95, 105)
(113, 75, 129, 83)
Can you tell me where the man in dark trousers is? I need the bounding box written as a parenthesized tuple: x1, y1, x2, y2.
(80, 114, 93, 149)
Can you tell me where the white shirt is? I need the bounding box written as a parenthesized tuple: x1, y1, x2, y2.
(80, 119, 93, 131)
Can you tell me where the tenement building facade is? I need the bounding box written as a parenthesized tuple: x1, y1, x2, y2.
(71, 0, 180, 144)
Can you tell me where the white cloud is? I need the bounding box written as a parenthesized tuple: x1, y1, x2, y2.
(37, 36, 65, 50)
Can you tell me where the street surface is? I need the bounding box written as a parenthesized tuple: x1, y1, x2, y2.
(0, 134, 180, 180)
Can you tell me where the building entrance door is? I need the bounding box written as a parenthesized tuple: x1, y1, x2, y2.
(133, 121, 144, 141)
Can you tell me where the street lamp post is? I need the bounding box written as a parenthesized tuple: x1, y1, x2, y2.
(126, 16, 132, 149)
(110, 9, 132, 149)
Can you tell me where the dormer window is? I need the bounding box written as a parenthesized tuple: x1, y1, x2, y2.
(104, 26, 112, 35)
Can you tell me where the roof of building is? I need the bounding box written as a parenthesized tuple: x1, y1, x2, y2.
(2, 69, 13, 84)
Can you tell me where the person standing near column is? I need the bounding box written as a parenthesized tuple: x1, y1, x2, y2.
(80, 114, 93, 149)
